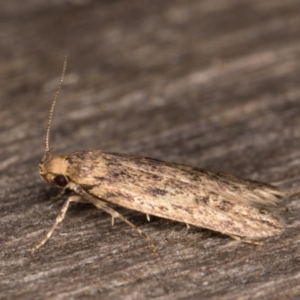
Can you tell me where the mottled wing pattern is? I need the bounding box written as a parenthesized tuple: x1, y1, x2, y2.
(66, 150, 285, 239)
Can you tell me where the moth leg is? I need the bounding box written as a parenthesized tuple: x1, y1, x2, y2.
(73, 184, 158, 256)
(31, 195, 84, 253)
(94, 199, 158, 256)
(186, 223, 190, 229)
(50, 188, 67, 202)
(99, 202, 158, 255)
(146, 214, 151, 221)
(229, 235, 263, 246)
(111, 216, 115, 227)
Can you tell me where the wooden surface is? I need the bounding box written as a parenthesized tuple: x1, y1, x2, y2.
(1, 0, 300, 299)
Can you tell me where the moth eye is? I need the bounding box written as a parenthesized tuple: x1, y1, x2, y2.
(54, 174, 68, 187)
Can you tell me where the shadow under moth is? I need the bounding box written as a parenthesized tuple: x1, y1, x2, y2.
(31, 58, 286, 254)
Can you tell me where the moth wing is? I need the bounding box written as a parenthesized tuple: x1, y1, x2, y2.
(103, 152, 286, 208)
(66, 151, 285, 238)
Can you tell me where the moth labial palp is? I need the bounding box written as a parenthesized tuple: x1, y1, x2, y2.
(31, 57, 286, 254)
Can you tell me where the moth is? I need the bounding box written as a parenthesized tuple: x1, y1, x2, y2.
(31, 58, 286, 253)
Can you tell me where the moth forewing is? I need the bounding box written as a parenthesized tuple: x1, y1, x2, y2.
(65, 150, 285, 239)
(33, 58, 286, 253)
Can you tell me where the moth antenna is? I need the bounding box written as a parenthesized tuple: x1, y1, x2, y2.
(45, 55, 67, 153)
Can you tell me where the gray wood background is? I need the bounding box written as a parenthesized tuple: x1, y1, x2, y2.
(1, 0, 300, 299)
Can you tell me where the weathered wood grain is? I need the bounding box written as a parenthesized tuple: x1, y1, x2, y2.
(1, 0, 300, 299)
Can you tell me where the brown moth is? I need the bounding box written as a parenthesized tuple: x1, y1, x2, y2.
(31, 58, 286, 253)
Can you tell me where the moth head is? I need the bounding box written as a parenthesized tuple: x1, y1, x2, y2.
(40, 56, 69, 189)
(39, 153, 70, 188)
